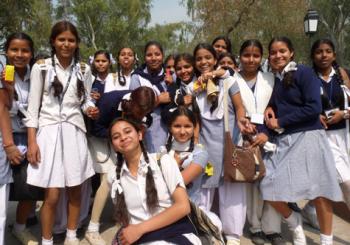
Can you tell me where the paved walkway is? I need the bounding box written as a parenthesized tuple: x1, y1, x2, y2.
(5, 200, 350, 244)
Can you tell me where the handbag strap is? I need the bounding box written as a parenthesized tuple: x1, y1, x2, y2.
(223, 79, 230, 133)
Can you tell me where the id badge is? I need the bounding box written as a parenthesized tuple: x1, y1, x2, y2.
(250, 113, 264, 125)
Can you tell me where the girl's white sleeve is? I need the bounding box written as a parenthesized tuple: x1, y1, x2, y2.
(81, 66, 95, 113)
(160, 154, 186, 194)
(23, 63, 44, 128)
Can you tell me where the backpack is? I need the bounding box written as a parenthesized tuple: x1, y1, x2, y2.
(156, 156, 225, 245)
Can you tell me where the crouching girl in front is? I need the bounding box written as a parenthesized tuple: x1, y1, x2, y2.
(108, 118, 201, 244)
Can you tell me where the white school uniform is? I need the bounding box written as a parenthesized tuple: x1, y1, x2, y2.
(108, 153, 201, 244)
(103, 72, 132, 93)
(320, 69, 350, 183)
(236, 71, 283, 234)
(24, 56, 95, 188)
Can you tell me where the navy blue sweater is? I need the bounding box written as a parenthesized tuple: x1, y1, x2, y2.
(91, 90, 130, 138)
(270, 65, 323, 134)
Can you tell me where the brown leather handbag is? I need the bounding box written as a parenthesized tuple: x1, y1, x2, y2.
(222, 79, 265, 183)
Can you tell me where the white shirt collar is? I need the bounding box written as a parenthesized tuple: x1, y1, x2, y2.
(120, 153, 154, 177)
(275, 61, 297, 80)
(318, 67, 336, 83)
(54, 55, 75, 70)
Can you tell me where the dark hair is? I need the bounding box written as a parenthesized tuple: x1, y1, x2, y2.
(144, 41, 164, 72)
(121, 86, 155, 122)
(268, 36, 294, 60)
(217, 52, 238, 69)
(174, 53, 195, 85)
(49, 21, 85, 101)
(91, 50, 111, 76)
(117, 47, 135, 86)
(311, 38, 346, 85)
(165, 54, 175, 66)
(165, 106, 196, 152)
(212, 35, 232, 54)
(193, 43, 218, 75)
(144, 41, 164, 56)
(4, 32, 35, 67)
(268, 36, 295, 87)
(239, 39, 263, 56)
(109, 117, 159, 225)
(193, 43, 219, 112)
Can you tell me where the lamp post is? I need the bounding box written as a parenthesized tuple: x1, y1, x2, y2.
(304, 9, 319, 36)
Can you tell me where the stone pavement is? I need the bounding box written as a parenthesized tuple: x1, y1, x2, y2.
(5, 200, 350, 245)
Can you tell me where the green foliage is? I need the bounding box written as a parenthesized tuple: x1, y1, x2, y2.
(0, 0, 52, 52)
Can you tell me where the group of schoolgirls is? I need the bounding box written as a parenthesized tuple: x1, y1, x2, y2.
(0, 19, 349, 245)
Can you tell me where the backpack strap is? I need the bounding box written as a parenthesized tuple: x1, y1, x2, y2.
(80, 62, 86, 76)
(36, 59, 47, 114)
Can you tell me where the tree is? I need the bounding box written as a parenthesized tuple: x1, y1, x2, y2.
(0, 0, 52, 52)
(55, 0, 152, 59)
(182, 0, 310, 61)
(310, 0, 350, 66)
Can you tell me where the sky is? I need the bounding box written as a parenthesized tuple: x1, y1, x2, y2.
(149, 0, 191, 26)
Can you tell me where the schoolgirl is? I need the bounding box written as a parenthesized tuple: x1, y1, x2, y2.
(2, 32, 42, 245)
(212, 35, 232, 56)
(24, 21, 97, 245)
(129, 41, 170, 153)
(162, 106, 222, 231)
(164, 54, 175, 85)
(234, 39, 283, 245)
(0, 33, 35, 245)
(299, 39, 350, 228)
(104, 47, 136, 93)
(261, 36, 342, 245)
(218, 52, 238, 72)
(85, 86, 155, 245)
(0, 65, 14, 245)
(161, 53, 199, 134)
(193, 43, 252, 245)
(108, 117, 201, 244)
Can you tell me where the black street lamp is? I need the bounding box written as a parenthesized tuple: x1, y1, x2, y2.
(304, 9, 319, 36)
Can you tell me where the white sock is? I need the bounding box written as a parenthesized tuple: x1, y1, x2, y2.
(13, 222, 26, 232)
(87, 221, 100, 233)
(66, 229, 77, 240)
(320, 234, 333, 244)
(285, 211, 299, 230)
(42, 237, 53, 245)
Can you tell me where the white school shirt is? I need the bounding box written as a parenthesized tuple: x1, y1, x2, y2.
(108, 153, 185, 225)
(10, 68, 30, 133)
(24, 56, 95, 132)
(104, 71, 133, 93)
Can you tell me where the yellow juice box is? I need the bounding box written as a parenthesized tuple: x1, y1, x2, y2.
(5, 65, 15, 82)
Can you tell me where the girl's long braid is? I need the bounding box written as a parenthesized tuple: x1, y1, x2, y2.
(140, 141, 159, 213)
(118, 63, 126, 86)
(189, 135, 195, 152)
(165, 133, 173, 152)
(51, 50, 63, 97)
(282, 71, 295, 88)
(114, 152, 129, 226)
(74, 48, 86, 104)
(333, 61, 344, 84)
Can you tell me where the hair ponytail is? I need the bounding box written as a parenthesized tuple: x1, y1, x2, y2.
(114, 152, 129, 226)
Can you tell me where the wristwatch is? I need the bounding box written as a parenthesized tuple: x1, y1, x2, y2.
(343, 110, 350, 119)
